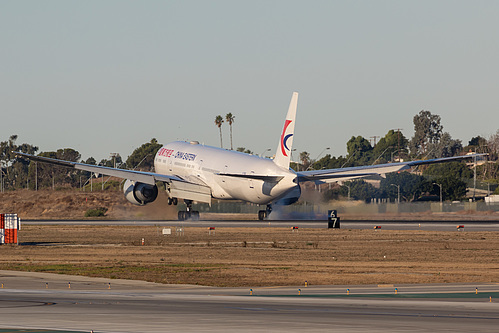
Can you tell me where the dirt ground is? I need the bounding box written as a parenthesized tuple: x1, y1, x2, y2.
(1, 225, 498, 287)
(1, 190, 499, 287)
(0, 189, 179, 220)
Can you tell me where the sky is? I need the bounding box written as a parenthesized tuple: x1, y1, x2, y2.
(2, 0, 499, 163)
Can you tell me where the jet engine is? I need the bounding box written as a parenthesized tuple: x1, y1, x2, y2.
(123, 179, 158, 206)
(273, 185, 301, 206)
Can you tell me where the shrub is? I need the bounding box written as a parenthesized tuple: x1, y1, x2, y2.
(84, 207, 108, 217)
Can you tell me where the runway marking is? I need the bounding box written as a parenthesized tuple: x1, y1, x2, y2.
(0, 300, 55, 308)
(249, 291, 499, 299)
(227, 306, 277, 312)
(226, 305, 499, 320)
(0, 329, 83, 333)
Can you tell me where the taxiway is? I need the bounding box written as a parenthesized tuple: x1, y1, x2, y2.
(1, 270, 499, 332)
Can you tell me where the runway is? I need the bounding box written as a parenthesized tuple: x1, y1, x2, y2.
(23, 219, 499, 232)
(1, 271, 499, 332)
(7, 219, 499, 332)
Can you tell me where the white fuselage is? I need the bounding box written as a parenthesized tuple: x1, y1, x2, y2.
(154, 141, 299, 205)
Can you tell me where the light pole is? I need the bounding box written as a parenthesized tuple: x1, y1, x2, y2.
(0, 164, 3, 193)
(341, 148, 361, 168)
(391, 150, 397, 163)
(0, 161, 3, 193)
(317, 147, 330, 160)
(306, 147, 330, 171)
(372, 146, 394, 165)
(473, 154, 477, 202)
(290, 148, 297, 169)
(433, 183, 443, 205)
(260, 148, 271, 158)
(390, 184, 400, 203)
(342, 183, 351, 200)
(110, 153, 119, 168)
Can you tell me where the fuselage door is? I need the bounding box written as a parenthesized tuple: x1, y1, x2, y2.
(222, 165, 228, 183)
(249, 171, 255, 189)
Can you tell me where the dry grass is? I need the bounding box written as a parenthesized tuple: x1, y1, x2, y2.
(1, 225, 498, 287)
(0, 189, 179, 220)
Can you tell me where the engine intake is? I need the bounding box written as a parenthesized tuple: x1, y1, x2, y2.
(123, 179, 158, 206)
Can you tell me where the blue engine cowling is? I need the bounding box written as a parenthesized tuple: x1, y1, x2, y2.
(273, 185, 301, 206)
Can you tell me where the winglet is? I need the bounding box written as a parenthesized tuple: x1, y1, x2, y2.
(273, 92, 298, 169)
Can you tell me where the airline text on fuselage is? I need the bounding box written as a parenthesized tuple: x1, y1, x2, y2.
(157, 148, 196, 162)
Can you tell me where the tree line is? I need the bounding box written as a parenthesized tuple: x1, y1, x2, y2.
(0, 137, 162, 191)
(307, 111, 499, 202)
(2, 109, 499, 200)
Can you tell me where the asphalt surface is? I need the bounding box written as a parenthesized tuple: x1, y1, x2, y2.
(22, 219, 499, 231)
(1, 271, 499, 332)
(5, 219, 499, 332)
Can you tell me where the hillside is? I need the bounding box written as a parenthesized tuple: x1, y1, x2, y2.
(0, 189, 178, 220)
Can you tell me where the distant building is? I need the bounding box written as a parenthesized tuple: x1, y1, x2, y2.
(485, 195, 499, 204)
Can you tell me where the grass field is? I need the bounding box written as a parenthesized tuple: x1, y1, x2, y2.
(1, 225, 498, 287)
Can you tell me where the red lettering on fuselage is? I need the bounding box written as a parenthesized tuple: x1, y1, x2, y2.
(157, 148, 174, 158)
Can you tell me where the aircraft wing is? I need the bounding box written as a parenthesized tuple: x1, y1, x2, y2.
(297, 154, 487, 183)
(14, 151, 183, 185)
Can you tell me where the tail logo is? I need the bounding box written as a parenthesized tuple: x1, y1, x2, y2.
(280, 120, 293, 157)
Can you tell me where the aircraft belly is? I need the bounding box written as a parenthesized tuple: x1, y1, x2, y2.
(218, 177, 295, 205)
(221, 176, 261, 202)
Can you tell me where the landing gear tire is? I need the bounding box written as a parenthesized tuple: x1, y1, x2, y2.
(178, 199, 199, 221)
(168, 197, 173, 205)
(178, 210, 200, 221)
(258, 204, 272, 220)
(172, 197, 178, 205)
(178, 211, 192, 221)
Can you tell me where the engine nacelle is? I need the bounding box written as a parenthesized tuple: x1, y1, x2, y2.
(273, 185, 301, 206)
(123, 179, 158, 206)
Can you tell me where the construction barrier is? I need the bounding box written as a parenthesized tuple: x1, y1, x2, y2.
(0, 214, 21, 245)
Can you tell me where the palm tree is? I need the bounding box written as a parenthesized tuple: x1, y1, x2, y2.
(225, 113, 235, 150)
(215, 115, 224, 148)
(299, 151, 311, 171)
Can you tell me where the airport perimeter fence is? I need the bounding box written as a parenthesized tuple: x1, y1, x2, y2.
(191, 200, 499, 217)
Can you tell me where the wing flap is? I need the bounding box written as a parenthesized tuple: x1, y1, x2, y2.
(169, 180, 212, 204)
(299, 172, 380, 183)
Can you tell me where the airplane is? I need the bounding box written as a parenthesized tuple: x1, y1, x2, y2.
(15, 92, 485, 221)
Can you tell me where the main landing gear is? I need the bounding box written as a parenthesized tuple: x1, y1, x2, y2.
(175, 199, 200, 221)
(258, 205, 272, 221)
